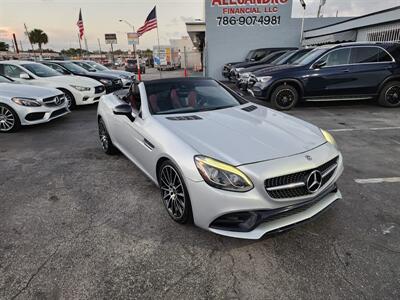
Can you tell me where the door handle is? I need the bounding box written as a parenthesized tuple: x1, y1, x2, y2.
(342, 69, 350, 73)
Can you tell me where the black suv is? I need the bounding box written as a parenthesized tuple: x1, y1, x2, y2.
(222, 47, 297, 80)
(249, 43, 400, 110)
(41, 61, 123, 93)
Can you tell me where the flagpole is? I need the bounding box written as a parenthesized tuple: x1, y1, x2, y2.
(156, 11, 162, 79)
(78, 33, 83, 59)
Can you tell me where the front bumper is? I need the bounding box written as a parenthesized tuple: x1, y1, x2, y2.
(250, 81, 272, 99)
(71, 88, 106, 106)
(186, 143, 343, 239)
(15, 104, 70, 126)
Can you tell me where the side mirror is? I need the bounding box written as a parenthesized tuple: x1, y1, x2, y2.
(313, 60, 327, 69)
(113, 103, 135, 121)
(20, 73, 31, 80)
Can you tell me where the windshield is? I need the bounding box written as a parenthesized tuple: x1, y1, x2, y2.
(61, 62, 88, 75)
(86, 61, 108, 71)
(293, 48, 327, 65)
(22, 63, 61, 77)
(271, 51, 296, 65)
(259, 52, 284, 64)
(145, 79, 247, 115)
(0, 75, 12, 83)
(127, 59, 137, 64)
(245, 50, 255, 61)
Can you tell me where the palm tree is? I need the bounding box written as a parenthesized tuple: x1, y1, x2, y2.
(28, 29, 48, 55)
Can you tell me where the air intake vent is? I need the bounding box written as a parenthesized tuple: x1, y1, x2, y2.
(242, 105, 257, 112)
(166, 115, 202, 121)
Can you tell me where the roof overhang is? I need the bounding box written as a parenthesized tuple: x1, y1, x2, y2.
(303, 30, 357, 46)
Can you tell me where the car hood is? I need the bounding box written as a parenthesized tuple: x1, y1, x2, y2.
(0, 83, 60, 99)
(239, 63, 275, 74)
(45, 75, 100, 87)
(86, 71, 121, 79)
(234, 61, 264, 69)
(156, 105, 326, 166)
(252, 64, 303, 76)
(103, 70, 135, 78)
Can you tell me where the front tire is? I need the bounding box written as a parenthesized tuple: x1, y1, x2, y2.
(98, 118, 117, 155)
(270, 84, 299, 111)
(0, 104, 21, 133)
(158, 160, 192, 224)
(378, 81, 400, 107)
(60, 89, 76, 110)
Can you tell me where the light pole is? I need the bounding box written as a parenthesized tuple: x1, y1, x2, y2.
(119, 19, 136, 57)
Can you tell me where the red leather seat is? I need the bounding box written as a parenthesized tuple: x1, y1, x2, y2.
(149, 94, 160, 113)
(170, 89, 181, 108)
(188, 91, 197, 107)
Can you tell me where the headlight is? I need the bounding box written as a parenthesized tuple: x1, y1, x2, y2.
(236, 68, 244, 72)
(99, 79, 112, 85)
(194, 156, 254, 192)
(11, 97, 41, 107)
(240, 72, 250, 78)
(321, 129, 337, 147)
(256, 76, 272, 83)
(71, 85, 91, 92)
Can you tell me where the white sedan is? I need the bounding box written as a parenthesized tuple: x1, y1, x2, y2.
(0, 61, 106, 109)
(97, 78, 343, 239)
(0, 75, 69, 132)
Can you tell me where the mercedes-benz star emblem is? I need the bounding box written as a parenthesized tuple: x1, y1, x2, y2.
(54, 97, 61, 105)
(306, 170, 322, 193)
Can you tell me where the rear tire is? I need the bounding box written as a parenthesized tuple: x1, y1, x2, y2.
(98, 118, 117, 155)
(0, 104, 20, 133)
(158, 160, 193, 224)
(270, 84, 299, 111)
(378, 81, 400, 107)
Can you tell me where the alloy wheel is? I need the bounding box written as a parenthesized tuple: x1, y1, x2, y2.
(385, 85, 400, 105)
(98, 121, 109, 151)
(160, 165, 186, 220)
(276, 89, 295, 108)
(0, 106, 15, 132)
(65, 93, 73, 109)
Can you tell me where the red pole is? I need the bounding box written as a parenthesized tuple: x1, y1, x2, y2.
(184, 68, 187, 77)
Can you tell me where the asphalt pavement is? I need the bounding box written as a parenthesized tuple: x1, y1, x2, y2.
(0, 70, 399, 299)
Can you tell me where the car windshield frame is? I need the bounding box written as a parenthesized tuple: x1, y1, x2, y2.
(144, 79, 248, 115)
(59, 62, 89, 75)
(21, 63, 62, 77)
(270, 51, 296, 65)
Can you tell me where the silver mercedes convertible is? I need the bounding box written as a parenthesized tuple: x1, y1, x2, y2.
(97, 78, 343, 239)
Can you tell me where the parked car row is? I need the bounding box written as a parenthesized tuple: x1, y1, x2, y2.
(225, 42, 400, 110)
(0, 60, 135, 132)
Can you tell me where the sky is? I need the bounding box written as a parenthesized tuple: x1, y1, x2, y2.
(0, 0, 399, 52)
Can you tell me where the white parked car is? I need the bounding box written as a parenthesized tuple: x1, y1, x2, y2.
(0, 61, 106, 109)
(0, 75, 69, 132)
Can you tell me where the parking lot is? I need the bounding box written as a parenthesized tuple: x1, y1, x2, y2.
(1, 69, 399, 299)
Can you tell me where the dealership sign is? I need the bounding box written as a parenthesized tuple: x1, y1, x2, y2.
(105, 33, 117, 44)
(127, 32, 139, 45)
(211, 0, 288, 27)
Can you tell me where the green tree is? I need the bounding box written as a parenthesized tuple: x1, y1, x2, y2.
(28, 29, 48, 55)
(0, 41, 9, 51)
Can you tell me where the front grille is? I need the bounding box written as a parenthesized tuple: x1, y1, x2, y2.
(50, 107, 68, 119)
(43, 94, 65, 107)
(265, 156, 339, 199)
(95, 85, 105, 94)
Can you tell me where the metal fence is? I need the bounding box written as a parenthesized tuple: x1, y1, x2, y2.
(366, 23, 400, 42)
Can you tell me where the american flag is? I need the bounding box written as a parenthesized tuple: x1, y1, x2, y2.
(77, 9, 84, 40)
(137, 6, 157, 37)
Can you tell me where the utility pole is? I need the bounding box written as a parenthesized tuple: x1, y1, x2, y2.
(98, 38, 103, 60)
(119, 19, 136, 57)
